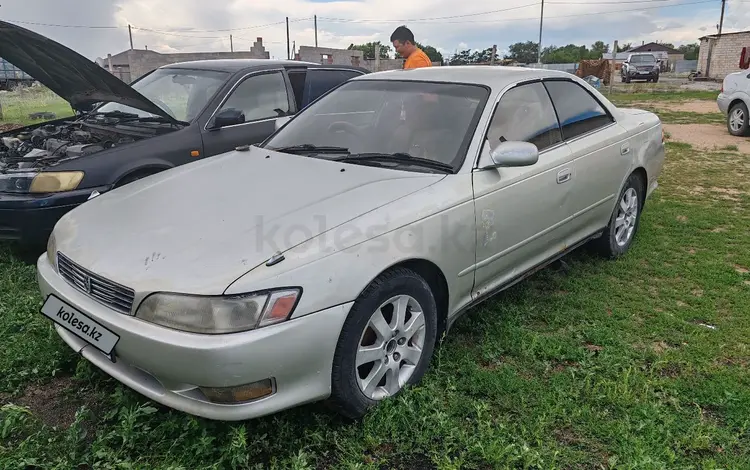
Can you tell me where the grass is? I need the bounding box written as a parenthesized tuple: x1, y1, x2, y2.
(609, 90, 718, 103)
(0, 86, 73, 127)
(2, 95, 750, 469)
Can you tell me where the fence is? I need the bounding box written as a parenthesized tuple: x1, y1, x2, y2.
(673, 60, 698, 74)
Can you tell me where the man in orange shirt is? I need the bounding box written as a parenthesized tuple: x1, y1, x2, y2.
(390, 25, 432, 69)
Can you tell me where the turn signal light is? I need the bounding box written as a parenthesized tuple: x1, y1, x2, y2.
(200, 378, 275, 404)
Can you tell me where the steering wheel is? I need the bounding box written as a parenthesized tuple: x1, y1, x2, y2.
(327, 121, 364, 138)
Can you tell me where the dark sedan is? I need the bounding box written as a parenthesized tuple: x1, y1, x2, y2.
(0, 20, 367, 248)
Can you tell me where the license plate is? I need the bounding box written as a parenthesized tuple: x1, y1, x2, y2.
(40, 294, 120, 356)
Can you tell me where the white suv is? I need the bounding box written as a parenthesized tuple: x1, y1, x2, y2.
(718, 71, 750, 136)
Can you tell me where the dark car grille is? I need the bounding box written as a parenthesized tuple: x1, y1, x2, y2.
(636, 66, 654, 71)
(57, 252, 135, 314)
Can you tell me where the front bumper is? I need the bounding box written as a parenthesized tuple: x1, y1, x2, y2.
(717, 93, 731, 115)
(624, 69, 659, 79)
(0, 186, 108, 244)
(37, 255, 352, 421)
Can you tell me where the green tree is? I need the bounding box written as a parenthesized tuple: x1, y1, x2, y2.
(347, 42, 391, 59)
(617, 43, 633, 52)
(504, 41, 539, 64)
(415, 42, 444, 64)
(590, 41, 609, 58)
(678, 43, 700, 60)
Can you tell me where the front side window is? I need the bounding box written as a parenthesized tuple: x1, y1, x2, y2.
(218, 72, 290, 124)
(485, 82, 562, 152)
(543, 80, 613, 140)
(264, 80, 489, 172)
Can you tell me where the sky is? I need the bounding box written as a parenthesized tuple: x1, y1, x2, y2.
(1, 0, 749, 61)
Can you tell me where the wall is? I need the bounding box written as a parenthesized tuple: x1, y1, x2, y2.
(698, 32, 750, 79)
(128, 50, 269, 81)
(297, 46, 364, 67)
(673, 59, 698, 74)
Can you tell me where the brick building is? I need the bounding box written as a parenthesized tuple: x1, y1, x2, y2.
(697, 30, 750, 79)
(96, 38, 270, 83)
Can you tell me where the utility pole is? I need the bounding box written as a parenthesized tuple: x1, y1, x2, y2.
(292, 41, 296, 59)
(609, 40, 618, 95)
(490, 44, 497, 65)
(718, 0, 726, 36)
(314, 15, 318, 47)
(537, 0, 544, 64)
(128, 24, 134, 50)
(230, 34, 234, 52)
(286, 17, 290, 60)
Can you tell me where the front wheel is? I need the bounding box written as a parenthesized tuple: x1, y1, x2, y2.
(728, 102, 750, 137)
(328, 268, 438, 419)
(592, 173, 643, 259)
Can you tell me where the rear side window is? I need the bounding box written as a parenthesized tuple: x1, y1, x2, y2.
(543, 80, 613, 140)
(486, 82, 562, 152)
(302, 69, 363, 108)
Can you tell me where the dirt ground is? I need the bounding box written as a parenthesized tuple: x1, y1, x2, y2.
(0, 123, 23, 133)
(664, 123, 750, 153)
(633, 100, 720, 114)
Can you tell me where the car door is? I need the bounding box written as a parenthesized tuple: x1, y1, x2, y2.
(299, 66, 366, 109)
(542, 79, 632, 244)
(200, 69, 295, 156)
(471, 81, 577, 298)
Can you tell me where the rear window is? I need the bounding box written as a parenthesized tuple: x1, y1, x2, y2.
(302, 69, 363, 108)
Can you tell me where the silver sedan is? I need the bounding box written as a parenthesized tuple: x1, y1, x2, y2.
(36, 66, 665, 421)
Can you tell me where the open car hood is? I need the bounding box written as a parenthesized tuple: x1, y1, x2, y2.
(0, 20, 175, 121)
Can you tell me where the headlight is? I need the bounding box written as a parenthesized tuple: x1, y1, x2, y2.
(30, 171, 84, 193)
(0, 171, 84, 193)
(0, 172, 36, 193)
(135, 288, 302, 334)
(47, 232, 57, 269)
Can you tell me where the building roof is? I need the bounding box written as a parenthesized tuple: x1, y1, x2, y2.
(699, 29, 750, 40)
(161, 59, 317, 72)
(353, 65, 572, 88)
(628, 42, 682, 54)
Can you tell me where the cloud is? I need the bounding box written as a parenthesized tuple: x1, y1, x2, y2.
(2, 0, 749, 60)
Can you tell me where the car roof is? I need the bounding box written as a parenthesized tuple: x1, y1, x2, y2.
(161, 59, 319, 73)
(350, 65, 575, 89)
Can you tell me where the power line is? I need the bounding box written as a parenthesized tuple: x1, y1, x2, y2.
(318, 3, 541, 23)
(319, 0, 718, 24)
(3, 19, 119, 29)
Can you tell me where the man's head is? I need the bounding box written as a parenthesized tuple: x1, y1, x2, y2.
(390, 25, 417, 58)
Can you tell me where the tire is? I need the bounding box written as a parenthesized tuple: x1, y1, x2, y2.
(728, 102, 750, 137)
(625, 76, 631, 84)
(592, 173, 644, 259)
(328, 267, 438, 419)
(653, 76, 659, 83)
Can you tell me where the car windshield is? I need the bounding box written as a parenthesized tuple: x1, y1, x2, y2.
(263, 79, 490, 171)
(95, 68, 229, 122)
(630, 55, 656, 64)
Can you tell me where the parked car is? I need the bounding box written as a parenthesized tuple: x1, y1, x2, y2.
(621, 53, 660, 83)
(718, 70, 750, 136)
(36, 66, 665, 421)
(0, 20, 367, 248)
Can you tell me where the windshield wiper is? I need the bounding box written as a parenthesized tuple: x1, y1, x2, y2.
(119, 115, 188, 126)
(270, 144, 350, 154)
(333, 152, 454, 173)
(88, 110, 140, 119)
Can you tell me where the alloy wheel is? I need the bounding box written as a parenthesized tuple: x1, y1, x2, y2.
(355, 295, 426, 400)
(614, 187, 638, 247)
(730, 108, 745, 132)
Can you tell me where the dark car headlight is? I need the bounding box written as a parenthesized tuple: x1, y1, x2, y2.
(0, 171, 84, 193)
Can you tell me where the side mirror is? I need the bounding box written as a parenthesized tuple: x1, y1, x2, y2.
(481, 141, 539, 169)
(275, 115, 292, 131)
(210, 108, 245, 129)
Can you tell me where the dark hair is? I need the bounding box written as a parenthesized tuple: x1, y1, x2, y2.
(390, 25, 415, 44)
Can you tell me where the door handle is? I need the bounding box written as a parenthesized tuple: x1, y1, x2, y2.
(621, 143, 631, 155)
(557, 168, 572, 184)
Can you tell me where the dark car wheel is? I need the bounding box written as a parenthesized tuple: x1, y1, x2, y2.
(592, 173, 644, 259)
(728, 102, 750, 137)
(328, 267, 438, 419)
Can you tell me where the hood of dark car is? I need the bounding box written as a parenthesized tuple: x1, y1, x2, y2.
(0, 20, 175, 121)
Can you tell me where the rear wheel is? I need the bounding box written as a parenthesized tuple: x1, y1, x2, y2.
(592, 173, 644, 259)
(728, 102, 750, 137)
(329, 268, 438, 419)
